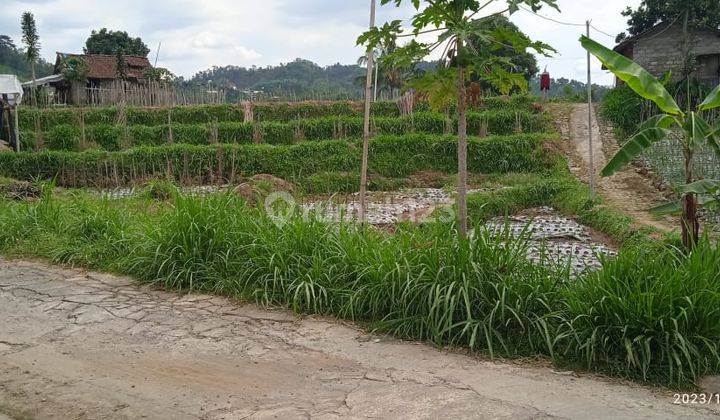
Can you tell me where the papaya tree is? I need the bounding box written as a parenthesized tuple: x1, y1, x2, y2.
(581, 36, 720, 248)
(358, 0, 557, 238)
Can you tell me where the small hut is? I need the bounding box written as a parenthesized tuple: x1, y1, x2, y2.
(36, 52, 154, 105)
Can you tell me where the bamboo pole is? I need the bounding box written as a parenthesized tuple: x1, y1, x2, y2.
(13, 102, 20, 153)
(358, 0, 376, 224)
(456, 36, 468, 238)
(586, 21, 595, 198)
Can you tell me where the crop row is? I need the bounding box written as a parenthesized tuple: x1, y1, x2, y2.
(21, 110, 549, 152)
(18, 95, 538, 131)
(0, 133, 554, 188)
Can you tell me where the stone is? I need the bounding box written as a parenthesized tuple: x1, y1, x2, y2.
(699, 376, 720, 395)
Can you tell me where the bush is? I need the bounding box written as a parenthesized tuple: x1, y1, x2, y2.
(600, 85, 644, 139)
(91, 124, 124, 151)
(302, 171, 360, 194)
(47, 125, 80, 151)
(142, 179, 179, 201)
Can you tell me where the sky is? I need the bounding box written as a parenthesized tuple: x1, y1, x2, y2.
(0, 0, 642, 86)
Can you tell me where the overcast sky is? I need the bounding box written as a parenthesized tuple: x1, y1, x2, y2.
(1, 0, 641, 85)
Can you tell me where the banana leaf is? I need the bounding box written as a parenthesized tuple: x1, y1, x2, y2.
(698, 84, 720, 111)
(601, 127, 671, 177)
(580, 36, 682, 116)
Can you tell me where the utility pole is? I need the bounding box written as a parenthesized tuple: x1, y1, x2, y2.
(154, 42, 162, 67)
(586, 20, 595, 198)
(359, 0, 376, 224)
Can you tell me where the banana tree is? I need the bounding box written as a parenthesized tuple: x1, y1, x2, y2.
(580, 36, 720, 248)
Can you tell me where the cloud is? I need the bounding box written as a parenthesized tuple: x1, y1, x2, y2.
(2, 0, 641, 84)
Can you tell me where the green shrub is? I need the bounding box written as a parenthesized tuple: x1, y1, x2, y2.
(142, 179, 179, 201)
(600, 85, 644, 139)
(217, 122, 254, 144)
(302, 171, 360, 194)
(90, 124, 123, 151)
(47, 124, 80, 151)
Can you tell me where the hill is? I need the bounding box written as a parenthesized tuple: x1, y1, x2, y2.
(188, 58, 365, 101)
(0, 35, 53, 81)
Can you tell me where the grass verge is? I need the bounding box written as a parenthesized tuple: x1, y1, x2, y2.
(0, 187, 718, 388)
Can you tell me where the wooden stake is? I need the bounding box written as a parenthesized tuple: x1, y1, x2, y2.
(586, 20, 596, 198)
(358, 0, 376, 224)
(13, 102, 20, 153)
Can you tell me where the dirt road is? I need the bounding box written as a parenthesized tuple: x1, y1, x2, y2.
(566, 103, 676, 233)
(1, 258, 718, 419)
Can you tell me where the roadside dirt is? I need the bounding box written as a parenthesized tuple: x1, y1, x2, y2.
(1, 258, 718, 419)
(557, 103, 677, 234)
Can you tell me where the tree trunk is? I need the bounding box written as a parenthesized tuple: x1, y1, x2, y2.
(682, 151, 699, 248)
(359, 0, 376, 224)
(31, 61, 36, 107)
(456, 38, 468, 238)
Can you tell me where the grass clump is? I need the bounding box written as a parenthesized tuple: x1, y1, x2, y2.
(141, 179, 179, 201)
(122, 193, 561, 355)
(559, 240, 720, 386)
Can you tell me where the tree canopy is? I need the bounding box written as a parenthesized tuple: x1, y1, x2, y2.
(357, 0, 558, 238)
(468, 15, 539, 88)
(190, 58, 366, 99)
(21, 12, 40, 64)
(616, 0, 720, 43)
(84, 28, 150, 57)
(0, 34, 52, 81)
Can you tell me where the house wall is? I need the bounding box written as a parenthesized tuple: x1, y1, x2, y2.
(632, 24, 720, 83)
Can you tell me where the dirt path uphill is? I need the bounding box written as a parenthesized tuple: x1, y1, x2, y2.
(1, 258, 718, 419)
(563, 103, 676, 233)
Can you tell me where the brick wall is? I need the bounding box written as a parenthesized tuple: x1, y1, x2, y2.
(632, 24, 720, 80)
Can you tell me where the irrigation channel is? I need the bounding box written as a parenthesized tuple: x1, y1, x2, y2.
(98, 186, 616, 275)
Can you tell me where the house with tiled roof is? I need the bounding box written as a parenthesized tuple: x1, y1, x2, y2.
(47, 52, 153, 105)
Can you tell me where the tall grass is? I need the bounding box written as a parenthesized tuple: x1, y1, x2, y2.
(559, 241, 720, 386)
(122, 193, 562, 356)
(0, 190, 718, 387)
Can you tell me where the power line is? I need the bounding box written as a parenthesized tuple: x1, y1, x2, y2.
(590, 25, 615, 39)
(519, 5, 585, 27)
(518, 5, 616, 39)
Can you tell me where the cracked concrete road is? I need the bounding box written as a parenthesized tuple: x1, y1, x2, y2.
(0, 258, 718, 419)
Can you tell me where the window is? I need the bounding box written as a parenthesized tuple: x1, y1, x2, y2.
(696, 54, 720, 83)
